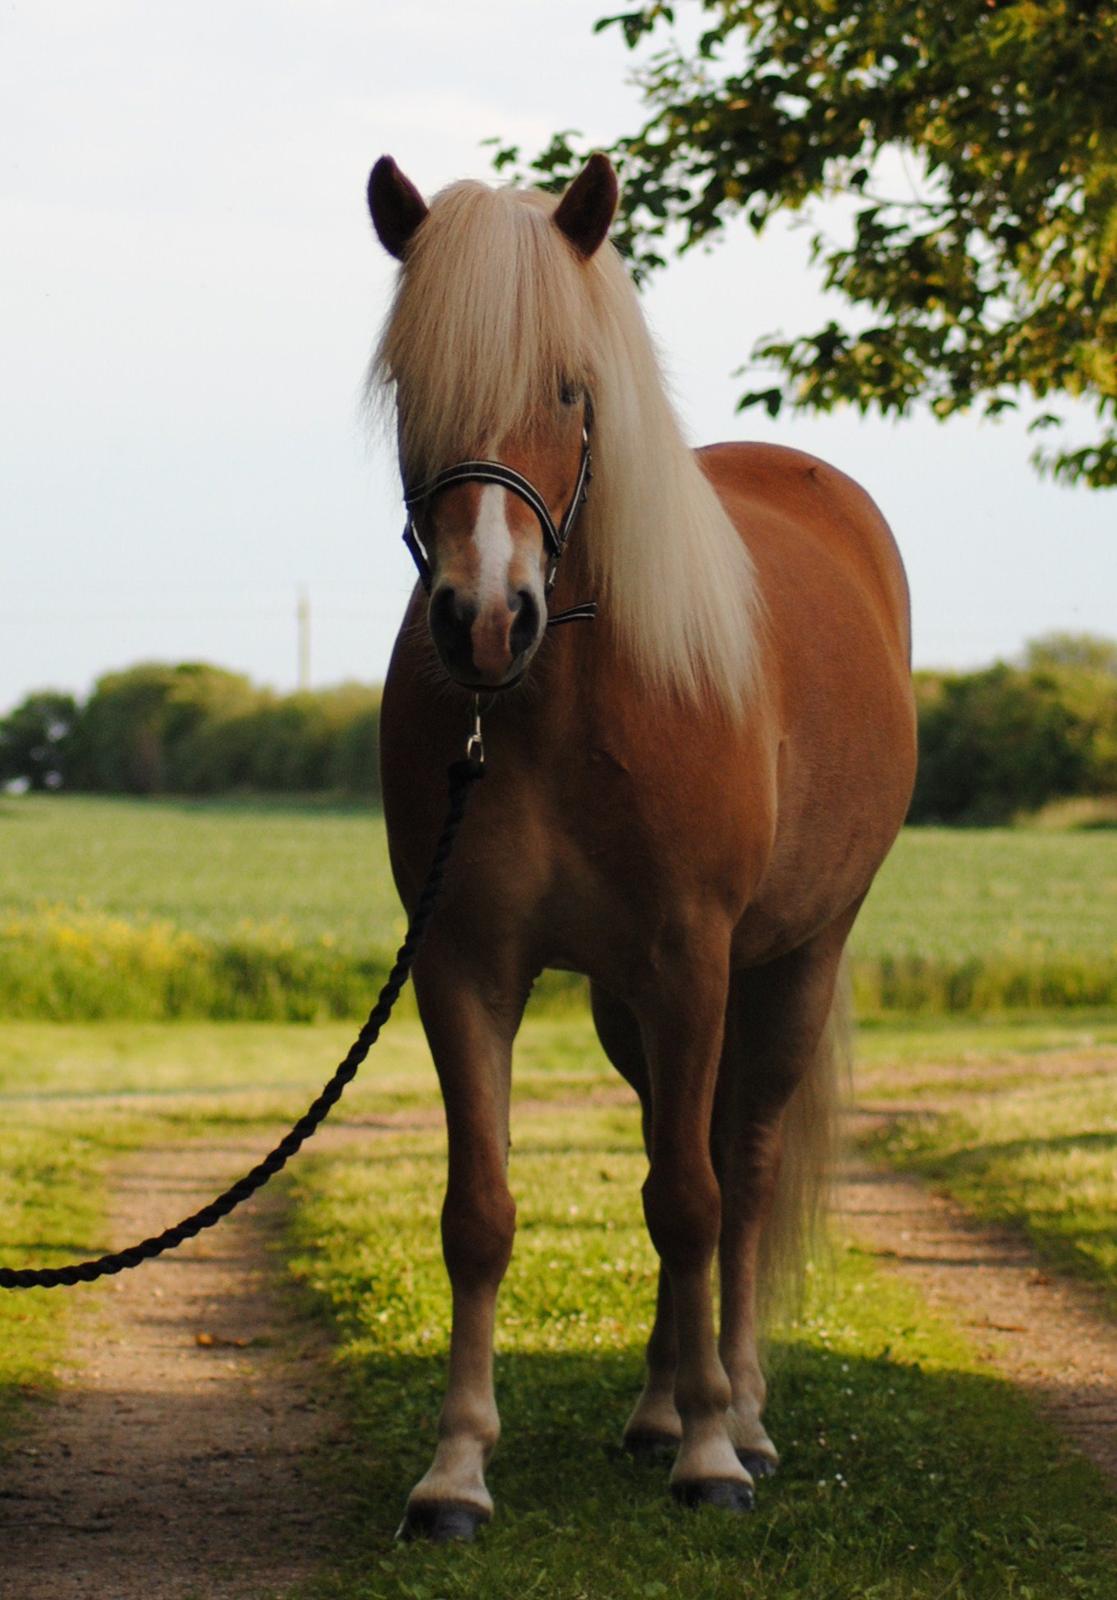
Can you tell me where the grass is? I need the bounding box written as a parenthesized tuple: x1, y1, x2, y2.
(1024, 796, 1117, 831)
(2, 1015, 1116, 1597)
(0, 793, 404, 950)
(0, 1016, 607, 1105)
(851, 826, 1117, 1013)
(0, 1124, 102, 1433)
(857, 1042, 1117, 1309)
(2, 794, 1116, 1018)
(855, 1012, 1117, 1069)
(854, 826, 1117, 964)
(284, 1066, 1117, 1598)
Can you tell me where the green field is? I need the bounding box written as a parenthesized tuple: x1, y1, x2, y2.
(0, 794, 406, 948)
(1, 794, 1115, 1017)
(2, 1015, 1117, 1598)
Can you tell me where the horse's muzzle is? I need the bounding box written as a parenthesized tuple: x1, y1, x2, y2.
(429, 585, 542, 689)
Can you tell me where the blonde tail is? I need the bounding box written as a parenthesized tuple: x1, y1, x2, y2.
(757, 956, 851, 1326)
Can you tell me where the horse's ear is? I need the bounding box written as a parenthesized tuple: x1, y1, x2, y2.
(553, 153, 618, 260)
(367, 156, 429, 261)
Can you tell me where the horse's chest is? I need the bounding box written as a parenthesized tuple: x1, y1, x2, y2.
(520, 766, 768, 984)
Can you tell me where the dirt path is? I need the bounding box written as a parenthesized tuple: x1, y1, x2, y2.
(0, 1095, 627, 1600)
(840, 1116, 1117, 1486)
(0, 1142, 343, 1600)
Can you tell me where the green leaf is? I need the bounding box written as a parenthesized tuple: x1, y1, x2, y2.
(493, 0, 1117, 491)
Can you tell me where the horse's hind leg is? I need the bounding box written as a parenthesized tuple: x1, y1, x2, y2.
(632, 940, 754, 1508)
(715, 926, 850, 1477)
(590, 983, 680, 1457)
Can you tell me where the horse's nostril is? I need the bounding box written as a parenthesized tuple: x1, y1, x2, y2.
(429, 586, 454, 629)
(509, 590, 541, 659)
(429, 587, 480, 678)
(430, 586, 475, 635)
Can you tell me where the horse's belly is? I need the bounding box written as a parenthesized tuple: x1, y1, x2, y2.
(729, 690, 916, 965)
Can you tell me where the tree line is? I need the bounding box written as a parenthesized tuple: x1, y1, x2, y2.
(912, 634, 1117, 822)
(0, 663, 381, 801)
(1, 635, 1115, 821)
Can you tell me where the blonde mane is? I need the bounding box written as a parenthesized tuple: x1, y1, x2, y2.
(370, 178, 762, 715)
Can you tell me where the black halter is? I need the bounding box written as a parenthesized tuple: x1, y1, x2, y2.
(401, 426, 593, 601)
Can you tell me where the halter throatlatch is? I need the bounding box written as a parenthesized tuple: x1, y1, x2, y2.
(401, 425, 596, 624)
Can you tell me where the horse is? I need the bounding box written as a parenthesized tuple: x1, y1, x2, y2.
(366, 152, 917, 1542)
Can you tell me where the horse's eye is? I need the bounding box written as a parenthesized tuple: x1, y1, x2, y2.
(559, 381, 579, 407)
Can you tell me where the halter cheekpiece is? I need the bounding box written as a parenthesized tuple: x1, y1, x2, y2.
(401, 425, 593, 604)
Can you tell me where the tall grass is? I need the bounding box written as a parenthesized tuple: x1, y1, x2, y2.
(852, 950, 1117, 1014)
(3, 905, 1112, 1021)
(0, 907, 588, 1021)
(0, 905, 396, 1021)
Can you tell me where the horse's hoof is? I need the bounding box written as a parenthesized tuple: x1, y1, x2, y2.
(396, 1499, 490, 1544)
(736, 1449, 778, 1480)
(671, 1476, 755, 1512)
(624, 1430, 680, 1463)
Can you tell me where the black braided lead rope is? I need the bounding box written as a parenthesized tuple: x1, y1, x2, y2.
(0, 756, 483, 1291)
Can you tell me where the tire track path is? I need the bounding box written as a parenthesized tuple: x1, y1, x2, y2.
(840, 1113, 1117, 1487)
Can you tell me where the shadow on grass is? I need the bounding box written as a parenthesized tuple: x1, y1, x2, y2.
(862, 1109, 1117, 1182)
(302, 1339, 1117, 1600)
(909, 1129, 1117, 1171)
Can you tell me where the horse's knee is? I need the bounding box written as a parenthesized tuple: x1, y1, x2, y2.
(441, 1184, 516, 1288)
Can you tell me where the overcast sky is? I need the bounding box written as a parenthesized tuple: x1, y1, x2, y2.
(2, 0, 1113, 713)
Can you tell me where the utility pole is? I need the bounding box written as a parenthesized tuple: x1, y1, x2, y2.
(297, 586, 310, 691)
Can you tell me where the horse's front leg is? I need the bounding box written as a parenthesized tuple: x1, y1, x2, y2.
(397, 941, 524, 1543)
(637, 940, 755, 1510)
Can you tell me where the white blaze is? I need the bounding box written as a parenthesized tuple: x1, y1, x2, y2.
(473, 483, 515, 607)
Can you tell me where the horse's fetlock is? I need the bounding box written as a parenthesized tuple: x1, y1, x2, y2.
(440, 1403, 500, 1453)
(674, 1369, 733, 1424)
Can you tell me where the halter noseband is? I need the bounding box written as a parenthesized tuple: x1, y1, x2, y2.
(401, 425, 593, 600)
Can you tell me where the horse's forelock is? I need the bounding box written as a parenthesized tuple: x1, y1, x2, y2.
(371, 182, 593, 483)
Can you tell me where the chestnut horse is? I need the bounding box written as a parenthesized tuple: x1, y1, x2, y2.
(367, 153, 916, 1541)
